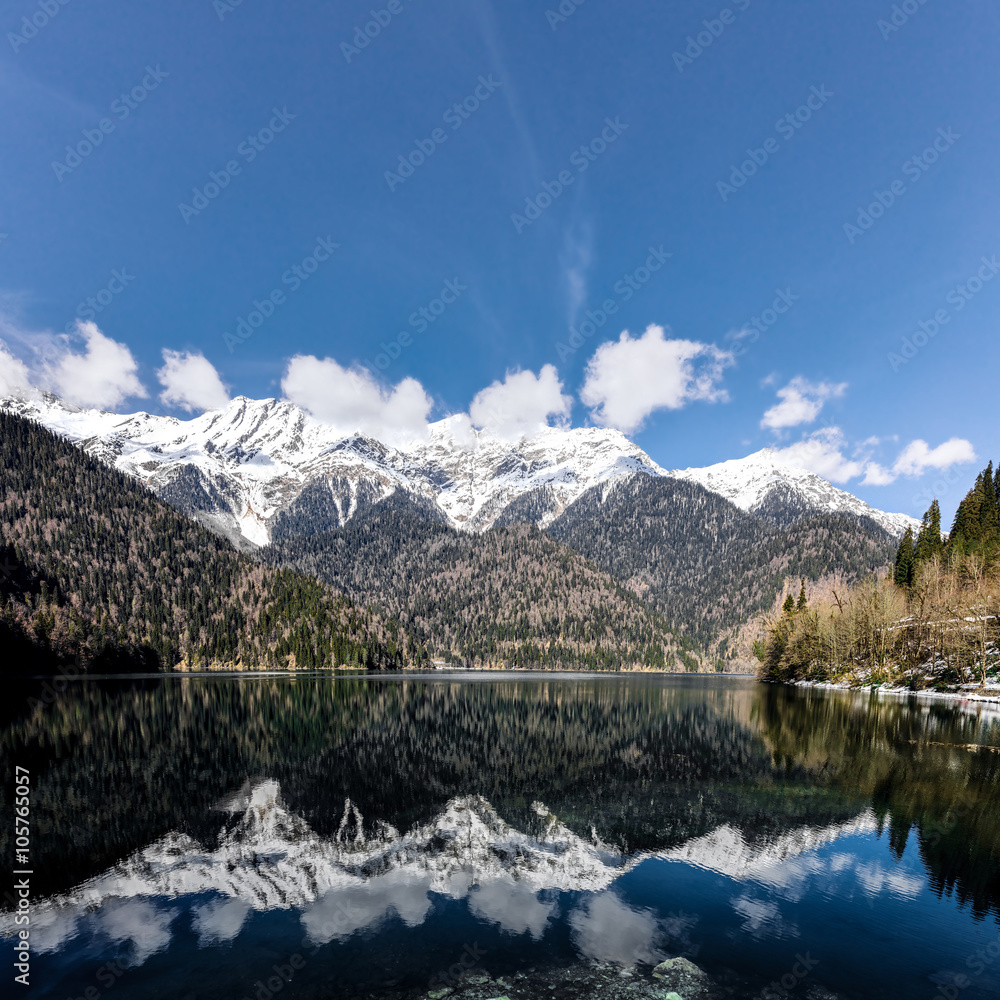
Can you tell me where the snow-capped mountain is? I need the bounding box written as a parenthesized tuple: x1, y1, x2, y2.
(0, 780, 880, 957)
(1, 392, 916, 547)
(669, 450, 920, 537)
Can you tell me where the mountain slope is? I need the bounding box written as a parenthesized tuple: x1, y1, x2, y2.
(263, 493, 693, 670)
(0, 411, 408, 674)
(669, 449, 919, 535)
(546, 475, 898, 647)
(1, 393, 916, 547)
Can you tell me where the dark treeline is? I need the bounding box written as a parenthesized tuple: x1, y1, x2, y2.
(760, 462, 1000, 687)
(0, 411, 409, 674)
(263, 495, 693, 671)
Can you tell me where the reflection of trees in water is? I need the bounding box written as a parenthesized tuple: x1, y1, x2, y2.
(756, 684, 1000, 921)
(2, 677, 999, 919)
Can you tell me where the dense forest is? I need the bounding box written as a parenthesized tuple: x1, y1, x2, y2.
(759, 462, 1000, 688)
(546, 476, 898, 645)
(263, 493, 695, 671)
(0, 411, 410, 674)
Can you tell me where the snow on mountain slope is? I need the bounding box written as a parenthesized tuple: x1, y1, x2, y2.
(0, 393, 664, 543)
(1, 392, 916, 546)
(669, 449, 920, 537)
(0, 780, 880, 957)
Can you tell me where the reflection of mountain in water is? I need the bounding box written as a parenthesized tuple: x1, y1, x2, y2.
(3, 675, 999, 921)
(2, 780, 882, 964)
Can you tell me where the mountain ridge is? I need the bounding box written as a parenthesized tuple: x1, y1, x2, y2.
(0, 392, 918, 547)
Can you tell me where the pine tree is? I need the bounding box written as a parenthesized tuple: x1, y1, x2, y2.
(796, 578, 808, 611)
(979, 462, 1000, 553)
(782, 593, 796, 616)
(914, 500, 943, 565)
(948, 463, 1000, 561)
(893, 527, 915, 587)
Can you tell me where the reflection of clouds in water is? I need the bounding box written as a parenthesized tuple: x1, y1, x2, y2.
(661, 910, 701, 957)
(569, 893, 665, 966)
(468, 879, 556, 939)
(301, 872, 433, 944)
(28, 907, 82, 955)
(97, 899, 178, 965)
(748, 847, 924, 906)
(191, 897, 252, 946)
(731, 895, 799, 941)
(850, 859, 923, 899)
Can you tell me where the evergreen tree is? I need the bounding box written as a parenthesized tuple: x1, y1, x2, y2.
(782, 592, 796, 615)
(949, 462, 1000, 561)
(914, 500, 943, 565)
(796, 578, 808, 611)
(894, 526, 915, 588)
(980, 462, 1000, 547)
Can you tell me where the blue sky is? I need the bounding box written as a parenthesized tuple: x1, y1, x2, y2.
(1, 0, 997, 520)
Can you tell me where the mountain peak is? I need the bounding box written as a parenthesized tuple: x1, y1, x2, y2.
(0, 391, 917, 543)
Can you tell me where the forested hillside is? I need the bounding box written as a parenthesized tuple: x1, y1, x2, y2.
(263, 494, 694, 670)
(546, 476, 898, 645)
(0, 412, 409, 674)
(760, 462, 1000, 688)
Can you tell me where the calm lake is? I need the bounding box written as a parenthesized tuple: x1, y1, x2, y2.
(2, 673, 999, 1000)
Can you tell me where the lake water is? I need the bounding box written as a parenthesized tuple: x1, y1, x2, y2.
(2, 673, 999, 1000)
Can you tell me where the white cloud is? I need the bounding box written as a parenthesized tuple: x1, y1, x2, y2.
(468, 879, 555, 940)
(580, 325, 732, 434)
(769, 427, 866, 483)
(47, 321, 146, 409)
(95, 899, 177, 966)
(568, 893, 665, 966)
(157, 350, 230, 413)
(772, 428, 976, 486)
(861, 462, 896, 486)
(761, 377, 847, 430)
(891, 438, 976, 477)
(191, 897, 251, 947)
(301, 873, 433, 944)
(469, 364, 572, 441)
(282, 355, 433, 446)
(0, 341, 31, 397)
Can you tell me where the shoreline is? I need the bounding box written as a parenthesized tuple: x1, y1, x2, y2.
(787, 678, 1000, 710)
(14, 668, 759, 682)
